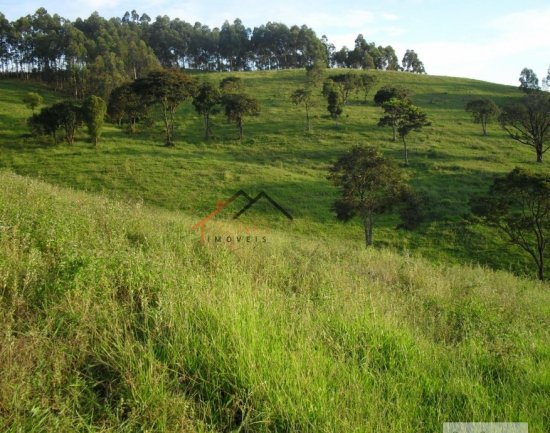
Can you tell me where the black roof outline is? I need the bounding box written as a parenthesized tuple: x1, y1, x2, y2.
(231, 190, 293, 220)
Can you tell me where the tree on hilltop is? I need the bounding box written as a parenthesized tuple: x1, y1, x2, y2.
(519, 68, 540, 93)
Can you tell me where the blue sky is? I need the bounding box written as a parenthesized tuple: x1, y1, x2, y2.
(1, 0, 548, 85)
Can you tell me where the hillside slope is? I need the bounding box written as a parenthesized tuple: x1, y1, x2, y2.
(1, 171, 549, 432)
(1, 70, 547, 277)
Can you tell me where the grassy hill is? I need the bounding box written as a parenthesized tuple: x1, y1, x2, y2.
(1, 171, 549, 432)
(1, 70, 550, 431)
(0, 70, 546, 277)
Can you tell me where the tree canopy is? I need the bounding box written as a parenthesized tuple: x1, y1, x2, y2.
(465, 98, 500, 136)
(0, 8, 422, 98)
(518, 68, 540, 93)
(132, 69, 197, 146)
(221, 93, 260, 139)
(471, 168, 550, 280)
(328, 146, 409, 246)
(499, 92, 550, 163)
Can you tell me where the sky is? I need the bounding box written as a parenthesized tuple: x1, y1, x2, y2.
(0, 0, 549, 86)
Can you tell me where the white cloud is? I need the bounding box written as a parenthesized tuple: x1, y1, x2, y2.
(394, 7, 550, 85)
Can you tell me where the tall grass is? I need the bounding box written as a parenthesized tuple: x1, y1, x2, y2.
(1, 171, 549, 432)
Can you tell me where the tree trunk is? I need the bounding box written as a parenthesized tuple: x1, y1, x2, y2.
(482, 119, 487, 136)
(402, 136, 409, 165)
(204, 114, 210, 140)
(362, 212, 373, 247)
(536, 144, 543, 163)
(538, 246, 545, 281)
(162, 105, 171, 146)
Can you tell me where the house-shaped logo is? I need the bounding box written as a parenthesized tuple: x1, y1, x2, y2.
(192, 190, 293, 242)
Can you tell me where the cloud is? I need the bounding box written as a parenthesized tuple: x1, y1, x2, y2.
(394, 7, 550, 85)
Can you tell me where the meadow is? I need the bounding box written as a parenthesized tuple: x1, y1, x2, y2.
(1, 171, 549, 432)
(0, 70, 544, 276)
(1, 69, 549, 432)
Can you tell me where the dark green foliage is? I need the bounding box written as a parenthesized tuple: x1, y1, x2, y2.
(499, 92, 550, 163)
(48, 101, 82, 145)
(373, 85, 411, 106)
(471, 168, 550, 280)
(133, 69, 197, 146)
(108, 83, 148, 133)
(28, 106, 61, 143)
(465, 98, 500, 136)
(328, 146, 408, 246)
(518, 68, 540, 93)
(328, 72, 362, 104)
(335, 35, 401, 71)
(402, 50, 426, 74)
(327, 89, 344, 121)
(192, 82, 222, 140)
(82, 95, 107, 145)
(22, 92, 43, 114)
(221, 93, 260, 139)
(398, 190, 428, 230)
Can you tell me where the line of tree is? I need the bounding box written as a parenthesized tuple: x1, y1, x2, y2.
(0, 9, 425, 98)
(464, 69, 550, 163)
(28, 95, 106, 145)
(329, 146, 550, 281)
(31, 70, 261, 145)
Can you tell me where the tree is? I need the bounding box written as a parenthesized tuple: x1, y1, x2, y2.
(499, 92, 550, 163)
(395, 102, 430, 165)
(519, 68, 540, 93)
(133, 69, 196, 146)
(290, 87, 313, 132)
(327, 88, 344, 122)
(108, 83, 148, 133)
(221, 93, 260, 139)
(327, 146, 408, 246)
(306, 60, 325, 87)
(28, 106, 61, 143)
(359, 74, 377, 103)
(373, 85, 410, 106)
(543, 65, 550, 90)
(49, 101, 82, 145)
(192, 82, 221, 140)
(328, 72, 362, 104)
(23, 92, 44, 114)
(471, 168, 550, 281)
(82, 95, 107, 145)
(378, 98, 430, 164)
(465, 98, 500, 136)
(402, 50, 425, 73)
